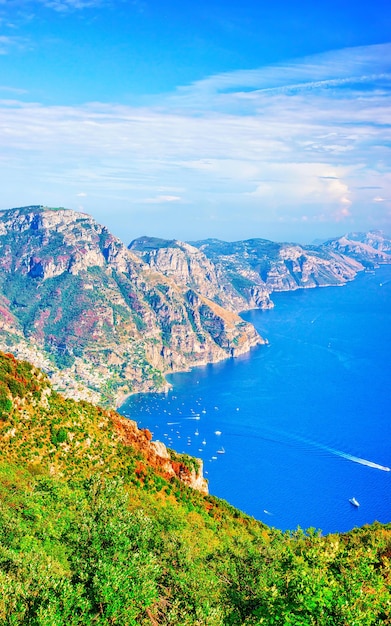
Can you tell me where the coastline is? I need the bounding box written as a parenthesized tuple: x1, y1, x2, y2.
(121, 264, 391, 533)
(115, 330, 266, 409)
(117, 261, 391, 409)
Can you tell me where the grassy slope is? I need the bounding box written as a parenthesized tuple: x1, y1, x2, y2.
(0, 352, 390, 625)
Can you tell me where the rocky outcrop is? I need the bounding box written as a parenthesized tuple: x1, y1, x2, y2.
(110, 411, 208, 494)
(0, 205, 143, 280)
(190, 234, 390, 297)
(1, 206, 389, 407)
(323, 233, 391, 266)
(0, 206, 264, 406)
(262, 244, 363, 291)
(130, 237, 273, 312)
(131, 232, 391, 317)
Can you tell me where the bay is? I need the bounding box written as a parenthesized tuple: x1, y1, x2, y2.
(120, 266, 391, 534)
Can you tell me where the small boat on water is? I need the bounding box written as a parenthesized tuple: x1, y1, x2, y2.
(217, 447, 225, 454)
(349, 497, 360, 507)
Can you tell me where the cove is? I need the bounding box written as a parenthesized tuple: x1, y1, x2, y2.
(120, 266, 391, 534)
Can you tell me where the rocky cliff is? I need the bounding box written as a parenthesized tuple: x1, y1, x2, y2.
(1, 206, 389, 406)
(191, 238, 369, 295)
(131, 233, 391, 313)
(0, 206, 263, 406)
(323, 232, 391, 265)
(0, 350, 208, 493)
(129, 236, 273, 312)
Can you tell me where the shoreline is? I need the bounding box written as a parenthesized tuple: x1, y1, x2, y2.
(116, 262, 391, 409)
(116, 332, 266, 409)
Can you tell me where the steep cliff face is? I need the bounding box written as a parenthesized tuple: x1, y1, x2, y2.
(130, 237, 273, 312)
(262, 244, 363, 291)
(193, 234, 391, 293)
(182, 237, 368, 298)
(323, 232, 391, 265)
(1, 207, 389, 406)
(0, 206, 264, 406)
(132, 233, 391, 314)
(129, 237, 221, 302)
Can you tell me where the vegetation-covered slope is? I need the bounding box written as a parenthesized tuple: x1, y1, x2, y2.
(0, 352, 390, 625)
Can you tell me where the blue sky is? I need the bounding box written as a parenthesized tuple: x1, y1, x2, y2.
(1, 0, 390, 243)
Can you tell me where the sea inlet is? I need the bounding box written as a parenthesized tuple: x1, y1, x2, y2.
(121, 265, 391, 533)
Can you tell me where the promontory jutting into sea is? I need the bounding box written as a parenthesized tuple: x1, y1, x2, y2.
(121, 239, 391, 532)
(121, 264, 391, 533)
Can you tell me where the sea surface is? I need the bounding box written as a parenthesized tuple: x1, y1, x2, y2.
(120, 266, 391, 534)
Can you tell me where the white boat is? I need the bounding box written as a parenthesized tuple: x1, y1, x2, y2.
(349, 497, 360, 507)
(217, 447, 225, 454)
(214, 430, 222, 435)
(202, 439, 207, 445)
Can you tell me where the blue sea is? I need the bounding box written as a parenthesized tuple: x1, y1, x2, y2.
(120, 266, 391, 534)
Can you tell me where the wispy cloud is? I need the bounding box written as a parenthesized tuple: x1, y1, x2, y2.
(0, 43, 390, 240)
(141, 195, 182, 204)
(40, 0, 104, 11)
(0, 0, 108, 12)
(171, 44, 391, 103)
(0, 85, 27, 94)
(0, 35, 28, 54)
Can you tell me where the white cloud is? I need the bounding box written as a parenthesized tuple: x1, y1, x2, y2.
(0, 35, 28, 54)
(141, 195, 182, 204)
(37, 0, 105, 11)
(0, 43, 390, 240)
(170, 43, 391, 111)
(0, 85, 27, 94)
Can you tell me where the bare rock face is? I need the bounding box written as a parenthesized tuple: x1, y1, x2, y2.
(111, 412, 208, 494)
(131, 231, 391, 325)
(0, 206, 143, 280)
(1, 206, 389, 408)
(323, 234, 391, 266)
(131, 239, 219, 297)
(0, 206, 264, 406)
(188, 234, 391, 296)
(129, 237, 273, 312)
(263, 244, 364, 291)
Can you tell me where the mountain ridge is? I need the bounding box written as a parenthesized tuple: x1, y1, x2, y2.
(0, 206, 263, 406)
(130, 229, 391, 313)
(1, 205, 390, 406)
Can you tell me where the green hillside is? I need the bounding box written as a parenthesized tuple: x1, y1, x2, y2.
(0, 352, 390, 625)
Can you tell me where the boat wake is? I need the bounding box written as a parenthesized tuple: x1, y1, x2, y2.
(263, 430, 391, 472)
(327, 448, 390, 472)
(284, 430, 391, 472)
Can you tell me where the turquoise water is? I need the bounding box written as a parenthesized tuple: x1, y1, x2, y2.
(120, 266, 391, 533)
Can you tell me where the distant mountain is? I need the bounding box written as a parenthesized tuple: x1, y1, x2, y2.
(130, 231, 391, 313)
(323, 231, 391, 265)
(0, 206, 262, 406)
(1, 206, 389, 407)
(129, 236, 273, 313)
